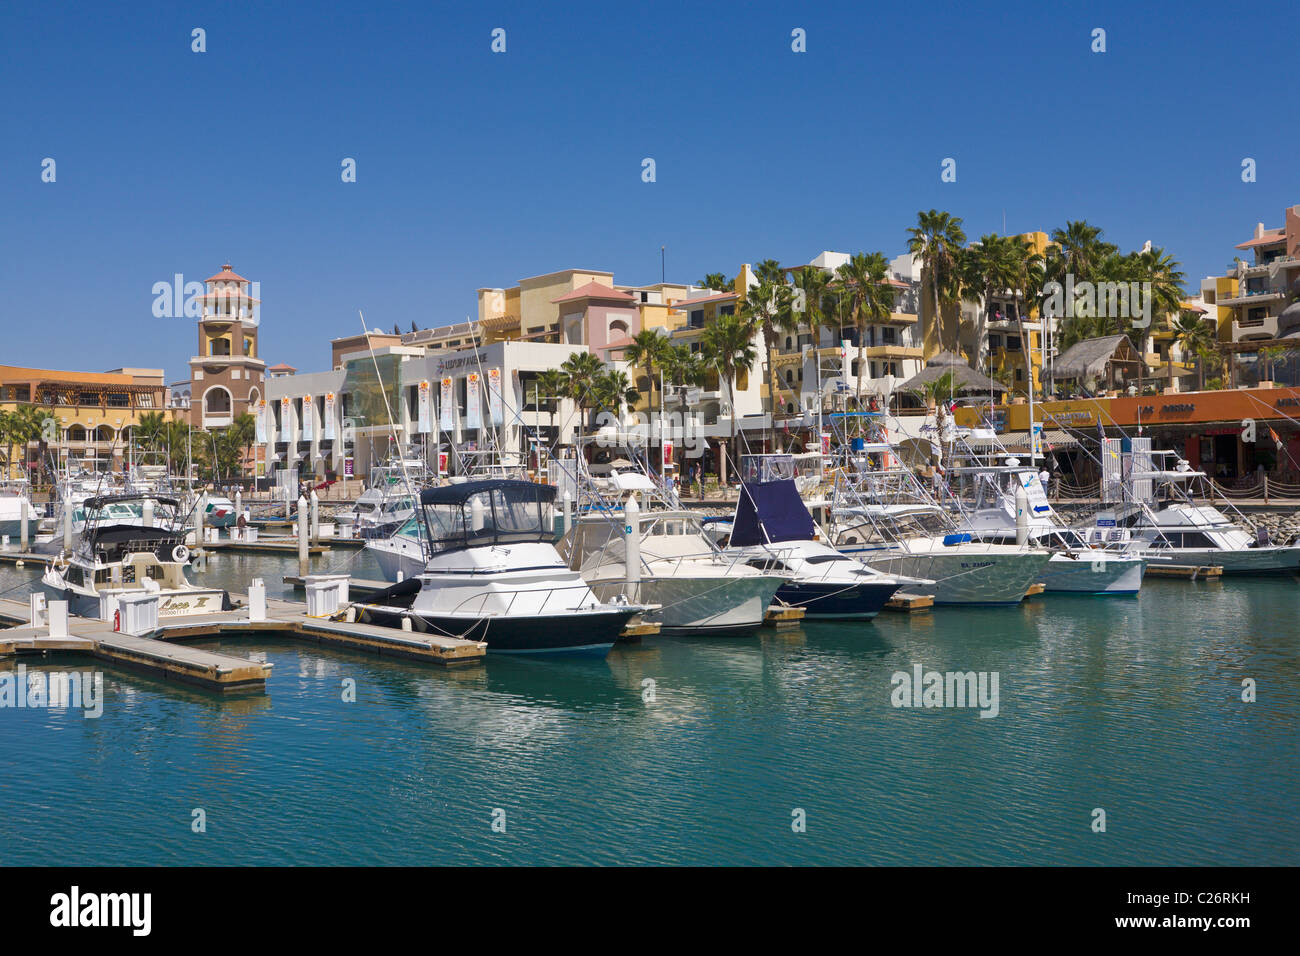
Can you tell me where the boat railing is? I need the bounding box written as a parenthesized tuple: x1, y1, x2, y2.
(446, 581, 598, 618)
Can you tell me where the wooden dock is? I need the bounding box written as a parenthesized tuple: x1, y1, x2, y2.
(1145, 564, 1223, 580)
(0, 588, 489, 694)
(0, 601, 272, 692)
(201, 538, 331, 556)
(885, 592, 934, 612)
(763, 605, 806, 629)
(0, 550, 52, 567)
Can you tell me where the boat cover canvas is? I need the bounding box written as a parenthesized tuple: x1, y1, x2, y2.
(730, 479, 815, 547)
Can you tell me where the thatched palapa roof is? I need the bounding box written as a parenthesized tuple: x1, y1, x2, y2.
(900, 351, 1006, 394)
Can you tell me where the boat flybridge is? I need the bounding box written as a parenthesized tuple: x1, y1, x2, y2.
(355, 479, 645, 653)
(349, 458, 434, 538)
(948, 446, 1146, 595)
(41, 493, 230, 619)
(721, 478, 915, 619)
(558, 502, 786, 637)
(1086, 444, 1300, 574)
(828, 442, 1053, 605)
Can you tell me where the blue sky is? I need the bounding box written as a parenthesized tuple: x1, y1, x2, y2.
(1, 0, 1294, 380)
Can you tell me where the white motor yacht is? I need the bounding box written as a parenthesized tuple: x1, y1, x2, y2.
(356, 480, 644, 653)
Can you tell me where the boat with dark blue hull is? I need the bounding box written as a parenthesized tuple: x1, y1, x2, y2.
(356, 480, 643, 654)
(723, 479, 918, 620)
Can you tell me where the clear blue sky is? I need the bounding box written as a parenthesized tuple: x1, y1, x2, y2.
(1, 0, 1294, 380)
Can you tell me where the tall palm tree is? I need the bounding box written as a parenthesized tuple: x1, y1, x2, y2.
(699, 273, 731, 292)
(790, 265, 831, 347)
(1170, 311, 1215, 390)
(663, 344, 707, 454)
(535, 368, 567, 440)
(835, 252, 896, 407)
(741, 278, 795, 443)
(960, 235, 1022, 375)
(559, 351, 606, 453)
(591, 369, 641, 422)
(0, 405, 44, 482)
(907, 210, 967, 355)
(1127, 246, 1186, 395)
(624, 327, 674, 462)
(1048, 220, 1117, 287)
(701, 312, 758, 473)
(754, 259, 785, 285)
(134, 411, 168, 452)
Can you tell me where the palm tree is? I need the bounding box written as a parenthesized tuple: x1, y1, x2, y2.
(740, 279, 795, 444)
(960, 235, 1022, 375)
(559, 351, 606, 453)
(591, 369, 640, 422)
(133, 411, 168, 452)
(624, 328, 674, 463)
(701, 312, 758, 476)
(699, 273, 731, 292)
(754, 259, 785, 284)
(0, 405, 45, 482)
(907, 210, 967, 354)
(1170, 312, 1216, 390)
(663, 344, 707, 455)
(1048, 220, 1117, 287)
(835, 252, 896, 407)
(790, 265, 830, 347)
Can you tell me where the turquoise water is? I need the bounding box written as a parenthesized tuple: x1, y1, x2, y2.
(1, 550, 1297, 866)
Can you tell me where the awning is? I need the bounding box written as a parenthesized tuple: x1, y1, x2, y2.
(969, 429, 1080, 451)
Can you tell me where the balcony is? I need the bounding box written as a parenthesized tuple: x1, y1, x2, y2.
(1218, 287, 1286, 307)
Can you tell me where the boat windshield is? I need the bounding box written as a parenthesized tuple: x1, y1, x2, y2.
(421, 482, 552, 552)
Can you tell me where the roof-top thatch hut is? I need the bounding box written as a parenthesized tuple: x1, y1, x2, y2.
(900, 350, 1006, 395)
(1052, 334, 1145, 389)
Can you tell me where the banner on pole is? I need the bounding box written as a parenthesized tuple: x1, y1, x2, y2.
(487, 368, 504, 426)
(301, 395, 314, 442)
(323, 393, 336, 441)
(466, 373, 482, 430)
(255, 399, 268, 443)
(417, 380, 432, 434)
(439, 377, 454, 431)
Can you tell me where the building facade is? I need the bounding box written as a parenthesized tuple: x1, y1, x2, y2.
(187, 263, 266, 429)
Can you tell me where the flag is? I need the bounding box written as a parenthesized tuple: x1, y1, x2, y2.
(1269, 426, 1283, 450)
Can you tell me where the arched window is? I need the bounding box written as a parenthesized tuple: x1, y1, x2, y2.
(204, 386, 232, 415)
(608, 318, 630, 338)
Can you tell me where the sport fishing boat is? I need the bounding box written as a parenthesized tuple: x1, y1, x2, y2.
(1085, 447, 1300, 574)
(558, 507, 786, 636)
(721, 479, 912, 619)
(954, 460, 1146, 595)
(348, 458, 430, 538)
(41, 494, 231, 619)
(364, 514, 427, 582)
(355, 479, 644, 653)
(828, 443, 1053, 605)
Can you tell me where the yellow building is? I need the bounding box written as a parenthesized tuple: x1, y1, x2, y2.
(0, 365, 173, 478)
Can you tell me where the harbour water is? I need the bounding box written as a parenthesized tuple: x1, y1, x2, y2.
(1, 551, 1296, 866)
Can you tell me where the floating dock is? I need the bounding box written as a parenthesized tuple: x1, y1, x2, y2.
(885, 592, 934, 612)
(0, 590, 488, 695)
(1145, 564, 1223, 580)
(763, 605, 806, 629)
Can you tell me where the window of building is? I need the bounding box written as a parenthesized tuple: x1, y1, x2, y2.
(719, 305, 735, 316)
(1007, 336, 1021, 351)
(609, 318, 630, 338)
(690, 310, 705, 328)
(881, 327, 897, 344)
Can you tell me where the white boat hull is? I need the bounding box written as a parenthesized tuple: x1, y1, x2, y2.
(854, 544, 1051, 605)
(1038, 553, 1145, 594)
(587, 573, 782, 636)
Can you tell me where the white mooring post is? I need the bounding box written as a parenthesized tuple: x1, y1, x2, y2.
(623, 494, 641, 602)
(195, 492, 206, 549)
(310, 489, 320, 544)
(234, 489, 243, 529)
(562, 490, 573, 535)
(297, 495, 310, 577)
(20, 499, 29, 553)
(63, 501, 73, 553)
(142, 497, 154, 528)
(248, 577, 267, 623)
(48, 600, 69, 639)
